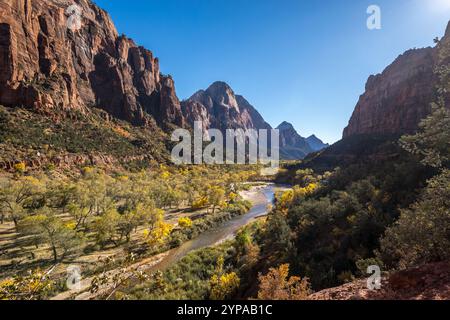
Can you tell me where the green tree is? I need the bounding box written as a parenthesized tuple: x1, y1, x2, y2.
(0, 176, 46, 228)
(380, 170, 450, 269)
(91, 209, 121, 248)
(19, 211, 84, 262)
(400, 104, 450, 169)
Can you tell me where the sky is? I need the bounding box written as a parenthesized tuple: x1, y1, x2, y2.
(93, 0, 450, 143)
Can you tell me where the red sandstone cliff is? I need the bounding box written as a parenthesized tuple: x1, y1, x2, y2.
(343, 21, 450, 138)
(0, 0, 184, 127)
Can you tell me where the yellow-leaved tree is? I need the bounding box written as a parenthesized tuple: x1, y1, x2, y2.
(257, 264, 310, 300)
(209, 256, 240, 300)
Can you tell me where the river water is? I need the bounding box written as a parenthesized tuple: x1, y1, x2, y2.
(146, 184, 281, 272)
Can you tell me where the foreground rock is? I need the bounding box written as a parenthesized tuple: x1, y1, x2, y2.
(310, 261, 450, 300)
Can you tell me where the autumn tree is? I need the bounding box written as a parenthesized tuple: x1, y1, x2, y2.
(0, 269, 54, 300)
(208, 186, 226, 214)
(145, 221, 174, 248)
(209, 256, 240, 300)
(178, 217, 193, 229)
(257, 264, 310, 300)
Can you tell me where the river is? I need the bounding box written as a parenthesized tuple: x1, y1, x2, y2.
(145, 183, 283, 273)
(54, 183, 284, 300)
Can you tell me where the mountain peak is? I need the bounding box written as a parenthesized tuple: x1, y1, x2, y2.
(306, 135, 329, 152)
(181, 81, 271, 132)
(277, 121, 295, 131)
(206, 81, 234, 97)
(207, 81, 232, 91)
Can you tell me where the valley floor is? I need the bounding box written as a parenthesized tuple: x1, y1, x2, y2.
(0, 183, 277, 300)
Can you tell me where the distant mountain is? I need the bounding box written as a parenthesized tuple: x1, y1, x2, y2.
(306, 135, 329, 152)
(181, 81, 272, 133)
(277, 121, 327, 160)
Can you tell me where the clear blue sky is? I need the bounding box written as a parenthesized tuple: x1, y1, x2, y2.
(93, 0, 450, 143)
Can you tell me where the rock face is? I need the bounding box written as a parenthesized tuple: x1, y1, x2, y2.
(344, 22, 450, 138)
(0, 0, 184, 127)
(181, 81, 272, 132)
(343, 48, 436, 138)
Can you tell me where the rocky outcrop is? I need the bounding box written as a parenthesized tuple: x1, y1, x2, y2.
(0, 0, 184, 127)
(181, 81, 272, 133)
(309, 261, 450, 300)
(344, 21, 450, 138)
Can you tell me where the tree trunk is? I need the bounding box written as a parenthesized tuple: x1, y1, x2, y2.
(52, 245, 58, 262)
(12, 217, 19, 232)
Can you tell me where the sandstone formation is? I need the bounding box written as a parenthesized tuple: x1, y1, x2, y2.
(0, 0, 184, 127)
(343, 48, 436, 138)
(343, 21, 450, 138)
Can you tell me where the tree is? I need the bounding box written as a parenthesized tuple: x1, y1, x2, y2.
(117, 203, 156, 243)
(208, 186, 226, 214)
(381, 95, 450, 269)
(262, 211, 292, 260)
(19, 211, 84, 262)
(400, 104, 450, 169)
(294, 169, 317, 187)
(145, 221, 174, 248)
(257, 264, 310, 300)
(92, 209, 121, 248)
(209, 256, 240, 300)
(235, 229, 260, 271)
(380, 170, 450, 269)
(0, 176, 46, 229)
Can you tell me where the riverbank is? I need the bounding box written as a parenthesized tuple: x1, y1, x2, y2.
(51, 183, 280, 300)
